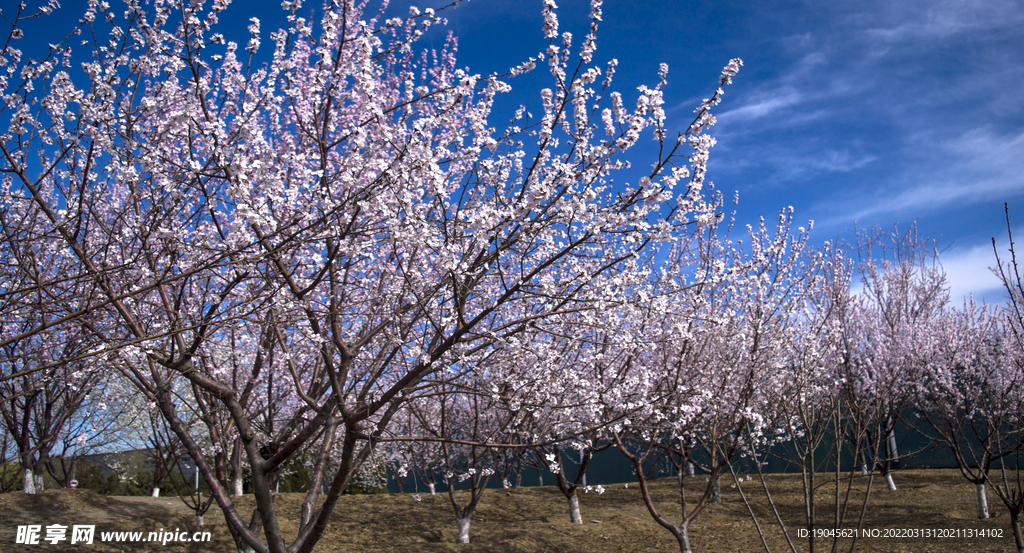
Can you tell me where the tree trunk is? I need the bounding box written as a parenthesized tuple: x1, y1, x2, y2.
(676, 523, 693, 553)
(886, 426, 900, 466)
(515, 470, 522, 489)
(803, 462, 816, 553)
(196, 514, 204, 526)
(711, 476, 721, 504)
(22, 467, 35, 494)
(151, 487, 160, 498)
(1013, 512, 1024, 553)
(976, 483, 990, 519)
(568, 490, 582, 524)
(428, 482, 436, 496)
(33, 473, 44, 492)
(686, 462, 695, 477)
(883, 472, 897, 491)
(232, 475, 244, 496)
(456, 517, 471, 544)
(502, 478, 510, 489)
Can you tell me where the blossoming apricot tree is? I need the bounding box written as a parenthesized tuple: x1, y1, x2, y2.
(0, 0, 742, 551)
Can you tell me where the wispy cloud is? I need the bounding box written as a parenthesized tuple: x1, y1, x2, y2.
(716, 91, 803, 123)
(862, 0, 1024, 45)
(684, 0, 1024, 241)
(692, 50, 841, 130)
(822, 128, 1024, 225)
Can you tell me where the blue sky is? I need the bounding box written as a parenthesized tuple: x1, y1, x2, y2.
(11, 0, 1024, 303)
(408, 0, 1024, 304)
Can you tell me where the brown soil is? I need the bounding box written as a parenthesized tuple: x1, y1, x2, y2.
(0, 469, 1016, 552)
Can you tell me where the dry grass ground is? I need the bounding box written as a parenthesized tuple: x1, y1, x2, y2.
(0, 468, 1016, 552)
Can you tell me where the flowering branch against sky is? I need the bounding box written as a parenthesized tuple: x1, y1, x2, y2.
(418, 0, 1024, 302)
(9, 0, 1021, 301)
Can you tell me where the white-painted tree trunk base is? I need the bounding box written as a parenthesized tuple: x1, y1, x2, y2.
(23, 468, 35, 494)
(977, 483, 990, 519)
(428, 483, 436, 495)
(502, 479, 510, 489)
(711, 478, 721, 504)
(686, 462, 695, 477)
(861, 464, 869, 476)
(232, 477, 244, 496)
(677, 525, 693, 553)
(568, 493, 582, 524)
(34, 473, 44, 492)
(456, 517, 471, 544)
(884, 472, 897, 491)
(151, 487, 160, 498)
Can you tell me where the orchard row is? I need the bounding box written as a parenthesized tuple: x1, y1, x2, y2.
(0, 1, 1021, 552)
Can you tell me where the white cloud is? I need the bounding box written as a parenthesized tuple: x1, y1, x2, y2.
(941, 242, 1006, 304)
